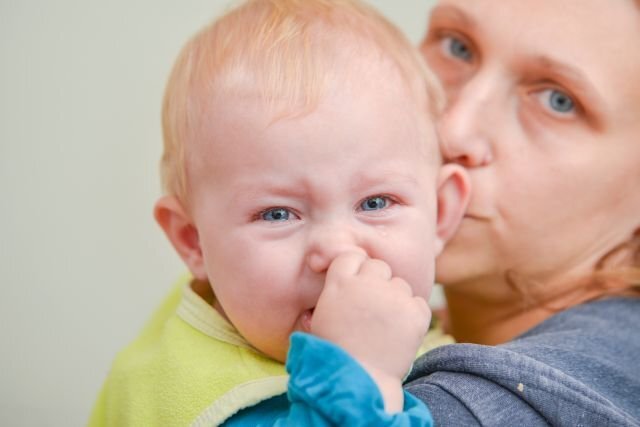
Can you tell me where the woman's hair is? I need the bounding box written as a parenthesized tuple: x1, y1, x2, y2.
(592, 229, 640, 295)
(160, 0, 442, 204)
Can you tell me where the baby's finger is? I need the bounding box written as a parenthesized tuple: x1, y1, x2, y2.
(413, 298, 432, 332)
(413, 296, 431, 319)
(325, 251, 367, 285)
(390, 277, 414, 296)
(358, 258, 392, 279)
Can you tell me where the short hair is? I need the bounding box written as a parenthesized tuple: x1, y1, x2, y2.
(160, 0, 443, 203)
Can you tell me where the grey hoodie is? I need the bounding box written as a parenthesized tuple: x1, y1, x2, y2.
(405, 297, 640, 426)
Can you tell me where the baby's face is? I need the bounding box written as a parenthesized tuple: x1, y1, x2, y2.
(186, 74, 440, 362)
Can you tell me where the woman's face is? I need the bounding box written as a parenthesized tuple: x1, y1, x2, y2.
(422, 0, 640, 288)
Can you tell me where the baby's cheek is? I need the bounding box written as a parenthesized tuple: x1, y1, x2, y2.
(237, 304, 296, 363)
(407, 248, 436, 299)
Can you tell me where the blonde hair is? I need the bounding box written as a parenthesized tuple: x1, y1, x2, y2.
(588, 229, 640, 298)
(160, 0, 442, 203)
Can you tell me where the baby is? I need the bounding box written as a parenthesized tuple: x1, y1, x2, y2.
(89, 0, 468, 425)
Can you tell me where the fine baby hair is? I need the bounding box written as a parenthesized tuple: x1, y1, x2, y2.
(159, 0, 444, 204)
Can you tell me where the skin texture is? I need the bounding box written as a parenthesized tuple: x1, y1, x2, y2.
(421, 0, 640, 344)
(311, 251, 432, 412)
(155, 63, 469, 411)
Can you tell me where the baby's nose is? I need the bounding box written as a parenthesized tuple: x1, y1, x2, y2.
(306, 226, 366, 274)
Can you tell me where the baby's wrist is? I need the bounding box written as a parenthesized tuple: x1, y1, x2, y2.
(361, 364, 404, 413)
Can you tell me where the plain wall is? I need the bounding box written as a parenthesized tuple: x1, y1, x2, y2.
(0, 1, 436, 425)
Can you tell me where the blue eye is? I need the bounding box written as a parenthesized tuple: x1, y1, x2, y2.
(548, 90, 575, 113)
(261, 208, 291, 221)
(360, 196, 389, 212)
(443, 36, 472, 62)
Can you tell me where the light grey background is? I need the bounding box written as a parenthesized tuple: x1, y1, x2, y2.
(0, 1, 436, 425)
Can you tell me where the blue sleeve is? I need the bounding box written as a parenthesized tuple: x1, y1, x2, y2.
(226, 332, 433, 426)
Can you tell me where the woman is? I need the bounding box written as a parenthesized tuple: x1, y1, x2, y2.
(403, 0, 640, 424)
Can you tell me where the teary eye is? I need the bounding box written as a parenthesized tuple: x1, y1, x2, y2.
(545, 89, 575, 113)
(261, 207, 291, 221)
(360, 196, 389, 211)
(549, 90, 574, 113)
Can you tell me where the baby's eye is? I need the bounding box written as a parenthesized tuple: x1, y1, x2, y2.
(261, 207, 292, 222)
(359, 196, 390, 212)
(537, 88, 577, 116)
(441, 35, 472, 62)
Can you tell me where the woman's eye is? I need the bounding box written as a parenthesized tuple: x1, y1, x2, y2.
(441, 35, 472, 62)
(360, 196, 389, 212)
(538, 89, 576, 115)
(261, 207, 291, 222)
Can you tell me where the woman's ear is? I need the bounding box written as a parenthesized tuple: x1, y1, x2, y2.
(434, 163, 471, 256)
(154, 196, 207, 280)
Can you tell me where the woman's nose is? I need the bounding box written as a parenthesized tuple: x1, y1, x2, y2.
(438, 73, 496, 168)
(306, 224, 366, 274)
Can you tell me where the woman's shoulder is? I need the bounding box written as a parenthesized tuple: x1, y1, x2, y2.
(405, 297, 640, 426)
(522, 296, 640, 338)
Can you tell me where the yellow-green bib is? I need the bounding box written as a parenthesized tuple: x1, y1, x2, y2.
(88, 277, 287, 427)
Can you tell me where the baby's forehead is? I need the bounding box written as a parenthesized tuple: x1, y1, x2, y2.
(187, 74, 440, 175)
(182, 11, 438, 141)
(199, 61, 433, 131)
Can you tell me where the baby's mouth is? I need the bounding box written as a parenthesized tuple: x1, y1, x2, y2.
(300, 308, 315, 332)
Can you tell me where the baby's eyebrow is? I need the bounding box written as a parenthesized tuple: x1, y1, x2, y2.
(229, 182, 307, 204)
(350, 171, 420, 191)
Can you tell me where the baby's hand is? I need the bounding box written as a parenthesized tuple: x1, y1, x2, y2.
(310, 252, 431, 412)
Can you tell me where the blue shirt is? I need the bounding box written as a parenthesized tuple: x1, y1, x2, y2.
(225, 333, 433, 426)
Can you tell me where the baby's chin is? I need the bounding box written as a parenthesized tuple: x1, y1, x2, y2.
(251, 340, 288, 363)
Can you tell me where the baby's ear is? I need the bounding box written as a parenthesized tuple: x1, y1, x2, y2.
(434, 164, 471, 256)
(154, 196, 207, 280)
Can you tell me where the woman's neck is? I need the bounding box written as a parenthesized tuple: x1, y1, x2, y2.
(444, 287, 553, 345)
(443, 276, 607, 345)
